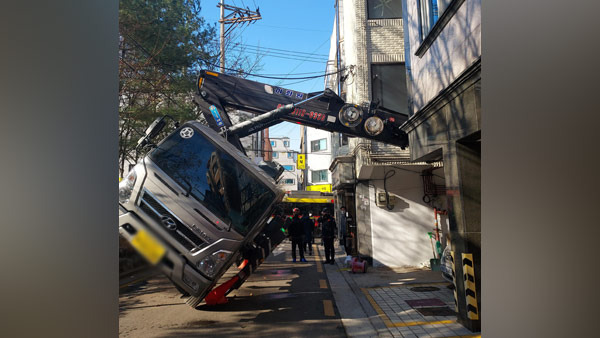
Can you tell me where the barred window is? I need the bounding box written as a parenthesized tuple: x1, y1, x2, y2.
(367, 0, 402, 19)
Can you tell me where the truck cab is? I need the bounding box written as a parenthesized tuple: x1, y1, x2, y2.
(119, 121, 283, 303)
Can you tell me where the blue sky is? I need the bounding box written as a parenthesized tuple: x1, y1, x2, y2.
(201, 0, 336, 150)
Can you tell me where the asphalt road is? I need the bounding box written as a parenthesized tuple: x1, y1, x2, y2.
(119, 239, 346, 337)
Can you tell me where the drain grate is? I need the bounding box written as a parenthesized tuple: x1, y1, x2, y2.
(416, 306, 456, 317)
(409, 286, 440, 292)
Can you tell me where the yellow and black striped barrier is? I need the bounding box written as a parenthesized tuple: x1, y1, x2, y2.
(462, 253, 479, 320)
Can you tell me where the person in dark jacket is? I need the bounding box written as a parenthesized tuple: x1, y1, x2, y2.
(302, 210, 314, 255)
(319, 207, 337, 264)
(288, 208, 306, 262)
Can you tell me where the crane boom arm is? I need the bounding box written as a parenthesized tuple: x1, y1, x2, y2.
(193, 70, 409, 149)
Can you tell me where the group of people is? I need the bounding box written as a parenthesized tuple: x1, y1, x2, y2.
(285, 207, 339, 264)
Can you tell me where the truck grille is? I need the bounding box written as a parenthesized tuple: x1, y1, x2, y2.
(140, 191, 205, 252)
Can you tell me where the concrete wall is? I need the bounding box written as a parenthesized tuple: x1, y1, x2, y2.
(404, 0, 481, 114)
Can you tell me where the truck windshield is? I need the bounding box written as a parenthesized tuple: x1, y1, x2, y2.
(149, 125, 276, 236)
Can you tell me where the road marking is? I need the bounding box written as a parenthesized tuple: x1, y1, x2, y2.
(392, 319, 456, 327)
(323, 300, 335, 316)
(315, 246, 323, 272)
(319, 279, 328, 289)
(361, 288, 394, 327)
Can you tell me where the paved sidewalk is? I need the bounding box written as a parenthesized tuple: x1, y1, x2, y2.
(322, 243, 481, 338)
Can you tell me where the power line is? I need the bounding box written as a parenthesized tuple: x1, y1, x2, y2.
(252, 23, 330, 33)
(122, 29, 346, 81)
(229, 50, 328, 64)
(275, 37, 331, 85)
(206, 60, 347, 80)
(227, 48, 329, 63)
(209, 40, 330, 59)
(227, 42, 330, 57)
(273, 77, 321, 86)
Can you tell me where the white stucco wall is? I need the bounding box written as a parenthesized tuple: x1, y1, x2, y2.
(405, 0, 481, 114)
(368, 174, 448, 268)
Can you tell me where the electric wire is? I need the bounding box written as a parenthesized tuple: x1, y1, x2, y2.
(206, 60, 346, 80)
(252, 23, 330, 33)
(227, 47, 329, 63)
(122, 32, 345, 80)
(209, 40, 330, 59)
(227, 49, 328, 63)
(275, 37, 331, 86)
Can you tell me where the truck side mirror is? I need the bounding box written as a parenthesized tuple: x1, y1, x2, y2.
(145, 116, 167, 139)
(136, 116, 170, 150)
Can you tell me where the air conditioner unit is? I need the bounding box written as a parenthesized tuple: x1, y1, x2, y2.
(376, 192, 395, 207)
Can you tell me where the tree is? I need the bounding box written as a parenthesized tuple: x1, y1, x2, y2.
(118, 0, 265, 177)
(118, 0, 218, 177)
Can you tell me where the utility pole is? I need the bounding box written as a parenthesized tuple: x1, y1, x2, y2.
(303, 125, 308, 190)
(218, 1, 261, 72)
(220, 0, 225, 73)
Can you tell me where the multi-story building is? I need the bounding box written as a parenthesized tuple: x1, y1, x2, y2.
(300, 126, 333, 193)
(327, 0, 446, 270)
(269, 136, 301, 192)
(400, 0, 481, 331)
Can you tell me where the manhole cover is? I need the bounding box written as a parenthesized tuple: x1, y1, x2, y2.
(410, 286, 440, 292)
(416, 306, 456, 316)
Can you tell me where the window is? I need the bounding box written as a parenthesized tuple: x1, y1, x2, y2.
(340, 134, 349, 146)
(284, 140, 290, 147)
(282, 178, 295, 185)
(418, 0, 451, 38)
(149, 126, 276, 236)
(270, 140, 276, 146)
(311, 138, 327, 152)
(272, 151, 278, 158)
(367, 0, 402, 19)
(282, 165, 294, 171)
(287, 152, 293, 158)
(371, 63, 409, 115)
(311, 170, 328, 183)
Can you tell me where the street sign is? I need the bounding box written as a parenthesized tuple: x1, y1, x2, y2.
(306, 184, 331, 192)
(297, 154, 305, 169)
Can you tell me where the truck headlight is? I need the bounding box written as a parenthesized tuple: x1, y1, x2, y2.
(119, 169, 137, 203)
(198, 250, 231, 279)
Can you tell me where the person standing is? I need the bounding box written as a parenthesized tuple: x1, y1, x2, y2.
(302, 210, 314, 255)
(288, 208, 306, 262)
(319, 207, 337, 264)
